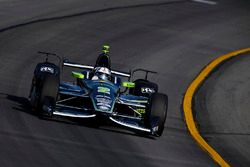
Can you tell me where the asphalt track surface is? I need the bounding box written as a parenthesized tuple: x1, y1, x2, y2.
(0, 0, 249, 166)
(195, 52, 250, 167)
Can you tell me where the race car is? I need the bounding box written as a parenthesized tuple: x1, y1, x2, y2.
(29, 45, 168, 136)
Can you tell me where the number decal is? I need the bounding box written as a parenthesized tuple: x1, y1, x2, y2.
(97, 87, 110, 94)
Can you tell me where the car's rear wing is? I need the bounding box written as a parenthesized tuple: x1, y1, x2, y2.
(63, 61, 131, 78)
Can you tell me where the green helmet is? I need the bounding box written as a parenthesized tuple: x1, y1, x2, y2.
(102, 45, 110, 54)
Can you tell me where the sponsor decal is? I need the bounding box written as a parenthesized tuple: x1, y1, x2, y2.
(136, 108, 146, 114)
(95, 96, 112, 111)
(96, 95, 111, 99)
(96, 98, 112, 107)
(141, 87, 155, 94)
(99, 106, 109, 110)
(97, 102, 111, 106)
(40, 67, 54, 74)
(152, 126, 159, 132)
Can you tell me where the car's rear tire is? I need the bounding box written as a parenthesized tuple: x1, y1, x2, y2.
(38, 75, 59, 117)
(129, 79, 158, 97)
(145, 93, 168, 136)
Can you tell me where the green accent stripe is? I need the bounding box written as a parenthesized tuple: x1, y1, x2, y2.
(122, 82, 135, 88)
(72, 71, 84, 79)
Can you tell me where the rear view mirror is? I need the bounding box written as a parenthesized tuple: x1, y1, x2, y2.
(72, 71, 84, 79)
(122, 82, 135, 88)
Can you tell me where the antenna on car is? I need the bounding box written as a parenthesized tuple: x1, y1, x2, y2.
(131, 69, 157, 81)
(37, 51, 62, 65)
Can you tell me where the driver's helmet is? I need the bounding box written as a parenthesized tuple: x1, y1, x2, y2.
(93, 67, 111, 80)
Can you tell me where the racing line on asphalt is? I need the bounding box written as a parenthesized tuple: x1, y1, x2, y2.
(191, 0, 217, 5)
(182, 47, 250, 167)
(0, 0, 187, 34)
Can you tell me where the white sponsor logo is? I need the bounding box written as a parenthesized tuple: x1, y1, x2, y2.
(40, 67, 54, 74)
(99, 105, 109, 110)
(97, 103, 111, 107)
(141, 87, 155, 94)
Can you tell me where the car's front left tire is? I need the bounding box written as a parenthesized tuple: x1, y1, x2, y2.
(145, 93, 168, 136)
(38, 74, 59, 117)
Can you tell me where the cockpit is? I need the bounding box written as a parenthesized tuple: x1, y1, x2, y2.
(92, 67, 111, 81)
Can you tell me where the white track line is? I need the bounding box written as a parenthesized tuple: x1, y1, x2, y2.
(192, 0, 217, 5)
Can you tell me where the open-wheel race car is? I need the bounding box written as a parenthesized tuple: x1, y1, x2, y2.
(29, 45, 168, 137)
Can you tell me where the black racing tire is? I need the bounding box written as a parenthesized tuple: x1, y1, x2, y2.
(29, 62, 60, 115)
(38, 74, 59, 117)
(145, 93, 168, 137)
(29, 80, 38, 111)
(129, 79, 158, 97)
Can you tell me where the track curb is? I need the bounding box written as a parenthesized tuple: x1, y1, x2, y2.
(182, 48, 250, 167)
